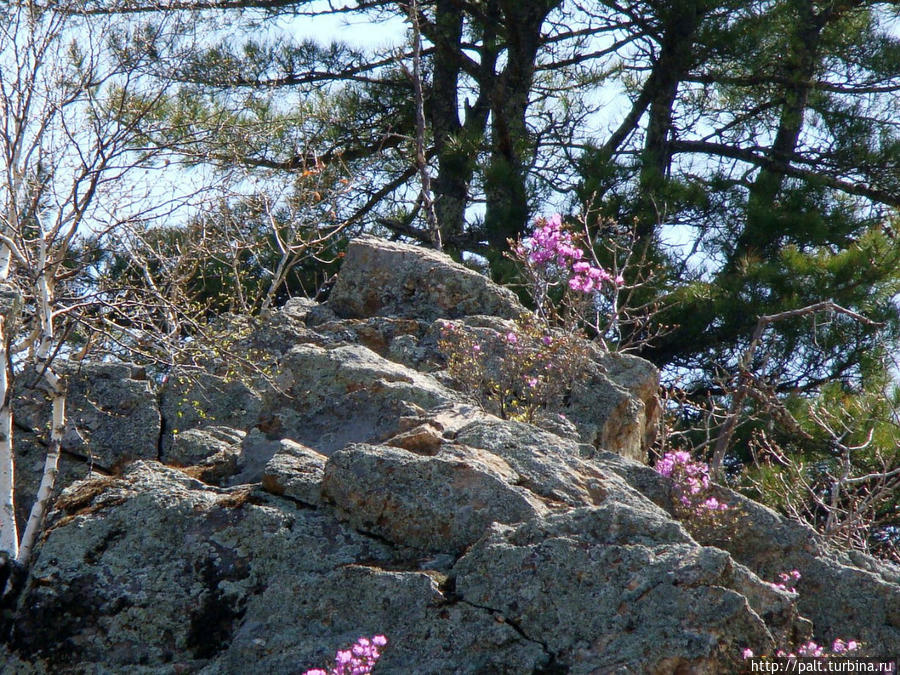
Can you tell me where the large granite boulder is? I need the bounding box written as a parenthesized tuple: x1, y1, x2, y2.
(326, 235, 525, 321)
(6, 235, 898, 674)
(454, 511, 792, 674)
(322, 442, 551, 554)
(259, 343, 458, 454)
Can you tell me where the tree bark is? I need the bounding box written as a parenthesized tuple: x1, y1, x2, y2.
(483, 0, 561, 251)
(730, 0, 839, 263)
(635, 1, 705, 241)
(16, 240, 65, 568)
(0, 315, 16, 558)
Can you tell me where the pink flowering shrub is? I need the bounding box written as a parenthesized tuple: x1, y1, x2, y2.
(438, 316, 590, 422)
(654, 456, 866, 665)
(303, 635, 387, 675)
(511, 214, 628, 344)
(740, 571, 862, 661)
(440, 213, 665, 420)
(522, 214, 584, 268)
(655, 451, 734, 533)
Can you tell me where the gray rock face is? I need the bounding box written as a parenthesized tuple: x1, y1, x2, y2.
(453, 509, 795, 674)
(50, 362, 160, 469)
(12, 361, 160, 532)
(159, 371, 262, 455)
(165, 426, 245, 486)
(165, 426, 245, 467)
(260, 439, 327, 506)
(11, 463, 397, 671)
(570, 349, 660, 460)
(327, 235, 525, 321)
(6, 234, 898, 674)
(322, 443, 550, 554)
(592, 451, 900, 657)
(262, 343, 457, 454)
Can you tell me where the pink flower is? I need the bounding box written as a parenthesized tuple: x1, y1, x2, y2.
(655, 451, 729, 516)
(525, 377, 538, 388)
(568, 276, 589, 292)
(797, 641, 824, 657)
(847, 641, 859, 651)
(775, 570, 799, 593)
(614, 274, 625, 286)
(304, 635, 387, 675)
(472, 344, 481, 353)
(702, 497, 727, 511)
(506, 332, 518, 344)
(523, 214, 593, 272)
(741, 648, 754, 659)
(541, 335, 553, 346)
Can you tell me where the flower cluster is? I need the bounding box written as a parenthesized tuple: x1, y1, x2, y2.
(523, 214, 583, 266)
(785, 639, 861, 657)
(740, 572, 861, 661)
(742, 638, 859, 660)
(304, 635, 387, 675)
(519, 214, 623, 294)
(830, 639, 861, 654)
(773, 569, 801, 594)
(654, 451, 736, 538)
(569, 261, 623, 293)
(656, 451, 728, 513)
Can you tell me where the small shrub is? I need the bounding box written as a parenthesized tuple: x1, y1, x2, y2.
(303, 635, 387, 675)
(439, 212, 662, 420)
(655, 450, 734, 531)
(438, 316, 591, 422)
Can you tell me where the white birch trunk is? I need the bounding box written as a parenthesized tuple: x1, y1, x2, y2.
(16, 383, 63, 567)
(16, 239, 64, 567)
(0, 314, 17, 557)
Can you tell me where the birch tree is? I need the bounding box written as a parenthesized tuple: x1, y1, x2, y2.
(0, 0, 186, 584)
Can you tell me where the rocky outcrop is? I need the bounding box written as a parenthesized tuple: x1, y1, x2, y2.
(590, 450, 900, 659)
(4, 236, 899, 673)
(327, 235, 525, 321)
